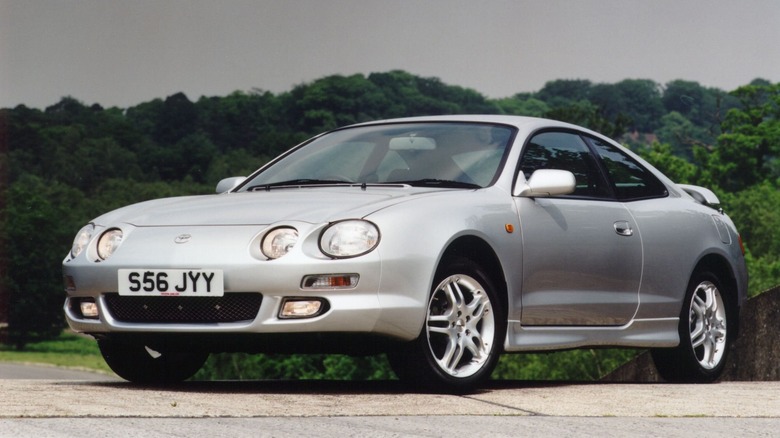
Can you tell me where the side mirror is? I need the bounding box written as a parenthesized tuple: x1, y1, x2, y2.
(514, 169, 575, 197)
(216, 176, 246, 194)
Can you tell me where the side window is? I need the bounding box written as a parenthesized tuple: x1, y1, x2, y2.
(588, 138, 668, 200)
(521, 131, 610, 198)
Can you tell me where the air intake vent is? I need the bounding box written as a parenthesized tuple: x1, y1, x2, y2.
(104, 293, 262, 323)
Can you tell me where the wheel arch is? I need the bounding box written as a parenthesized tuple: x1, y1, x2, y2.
(439, 235, 509, 313)
(691, 252, 741, 336)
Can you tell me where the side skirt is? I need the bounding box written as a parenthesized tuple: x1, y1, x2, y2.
(504, 318, 680, 352)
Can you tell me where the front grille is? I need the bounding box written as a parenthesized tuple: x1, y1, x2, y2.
(104, 293, 263, 323)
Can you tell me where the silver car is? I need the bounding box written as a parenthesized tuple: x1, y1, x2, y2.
(63, 115, 747, 390)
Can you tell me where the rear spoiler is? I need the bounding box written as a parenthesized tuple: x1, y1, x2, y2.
(677, 184, 720, 207)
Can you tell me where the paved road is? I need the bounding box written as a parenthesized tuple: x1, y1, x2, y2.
(1, 363, 779, 437)
(0, 362, 118, 381)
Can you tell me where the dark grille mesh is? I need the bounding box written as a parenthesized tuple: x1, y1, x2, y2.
(104, 293, 262, 323)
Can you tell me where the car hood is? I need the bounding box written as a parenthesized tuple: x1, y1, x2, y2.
(94, 186, 458, 226)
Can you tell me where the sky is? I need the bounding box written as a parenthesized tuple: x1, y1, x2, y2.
(1, 0, 779, 109)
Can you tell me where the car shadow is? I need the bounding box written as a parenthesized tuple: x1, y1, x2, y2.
(59, 378, 640, 395)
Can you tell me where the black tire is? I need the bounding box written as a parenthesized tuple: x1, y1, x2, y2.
(388, 256, 506, 393)
(98, 339, 208, 384)
(651, 271, 733, 382)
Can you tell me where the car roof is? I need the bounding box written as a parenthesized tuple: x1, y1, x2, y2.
(350, 114, 594, 135)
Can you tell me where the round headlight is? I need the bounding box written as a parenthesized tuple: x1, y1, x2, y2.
(71, 224, 95, 258)
(261, 227, 299, 259)
(97, 228, 124, 260)
(320, 220, 380, 258)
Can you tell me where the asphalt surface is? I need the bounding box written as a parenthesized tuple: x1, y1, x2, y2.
(0, 362, 118, 381)
(1, 363, 779, 437)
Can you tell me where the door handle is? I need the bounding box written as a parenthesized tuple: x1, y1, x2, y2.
(614, 221, 633, 237)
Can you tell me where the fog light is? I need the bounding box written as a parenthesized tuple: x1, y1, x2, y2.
(279, 298, 326, 319)
(79, 300, 99, 319)
(301, 274, 358, 289)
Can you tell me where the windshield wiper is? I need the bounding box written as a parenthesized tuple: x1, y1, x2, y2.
(246, 179, 354, 191)
(392, 179, 481, 189)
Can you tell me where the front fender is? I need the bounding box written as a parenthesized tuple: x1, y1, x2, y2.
(366, 188, 522, 336)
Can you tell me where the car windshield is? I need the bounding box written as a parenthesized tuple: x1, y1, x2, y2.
(241, 122, 515, 190)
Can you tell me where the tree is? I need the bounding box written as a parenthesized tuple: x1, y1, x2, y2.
(655, 111, 711, 160)
(154, 92, 199, 145)
(721, 182, 780, 260)
(612, 79, 665, 132)
(494, 95, 550, 116)
(543, 101, 632, 139)
(196, 90, 285, 154)
(285, 74, 386, 132)
(638, 142, 702, 184)
(536, 79, 593, 107)
(662, 80, 707, 123)
(707, 83, 780, 191)
(5, 175, 85, 348)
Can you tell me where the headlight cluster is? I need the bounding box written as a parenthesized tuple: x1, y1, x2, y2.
(319, 220, 380, 258)
(69, 225, 124, 261)
(97, 229, 124, 260)
(260, 220, 379, 260)
(261, 227, 299, 259)
(71, 220, 381, 262)
(71, 224, 95, 258)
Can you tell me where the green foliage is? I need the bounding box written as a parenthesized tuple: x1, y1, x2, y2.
(661, 79, 737, 129)
(494, 349, 640, 381)
(0, 332, 111, 373)
(193, 353, 395, 381)
(543, 101, 632, 139)
(537, 79, 593, 106)
(494, 95, 550, 117)
(707, 83, 780, 191)
(655, 111, 713, 159)
(718, 183, 780, 297)
(537, 78, 664, 133)
(638, 142, 703, 184)
(4, 174, 84, 348)
(720, 182, 780, 259)
(742, 251, 780, 296)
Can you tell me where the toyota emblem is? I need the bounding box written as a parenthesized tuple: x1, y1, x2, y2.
(174, 234, 192, 244)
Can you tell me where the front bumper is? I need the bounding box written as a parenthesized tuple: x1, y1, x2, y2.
(63, 224, 429, 341)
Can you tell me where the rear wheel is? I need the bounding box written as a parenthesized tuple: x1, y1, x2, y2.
(98, 339, 208, 384)
(389, 257, 505, 392)
(651, 271, 733, 382)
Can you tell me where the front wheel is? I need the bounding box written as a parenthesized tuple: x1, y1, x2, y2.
(389, 257, 506, 392)
(98, 339, 208, 384)
(651, 271, 733, 382)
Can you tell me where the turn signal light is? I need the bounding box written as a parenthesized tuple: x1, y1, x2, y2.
(301, 274, 358, 289)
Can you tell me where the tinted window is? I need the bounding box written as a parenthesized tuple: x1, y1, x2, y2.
(588, 138, 668, 200)
(521, 131, 610, 198)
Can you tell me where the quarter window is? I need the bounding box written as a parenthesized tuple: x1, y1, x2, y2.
(588, 138, 668, 200)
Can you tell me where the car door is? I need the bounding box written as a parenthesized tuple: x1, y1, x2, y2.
(515, 131, 643, 326)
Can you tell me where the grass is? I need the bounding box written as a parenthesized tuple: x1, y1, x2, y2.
(0, 331, 113, 374)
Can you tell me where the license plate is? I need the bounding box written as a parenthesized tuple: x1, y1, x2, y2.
(118, 269, 224, 296)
